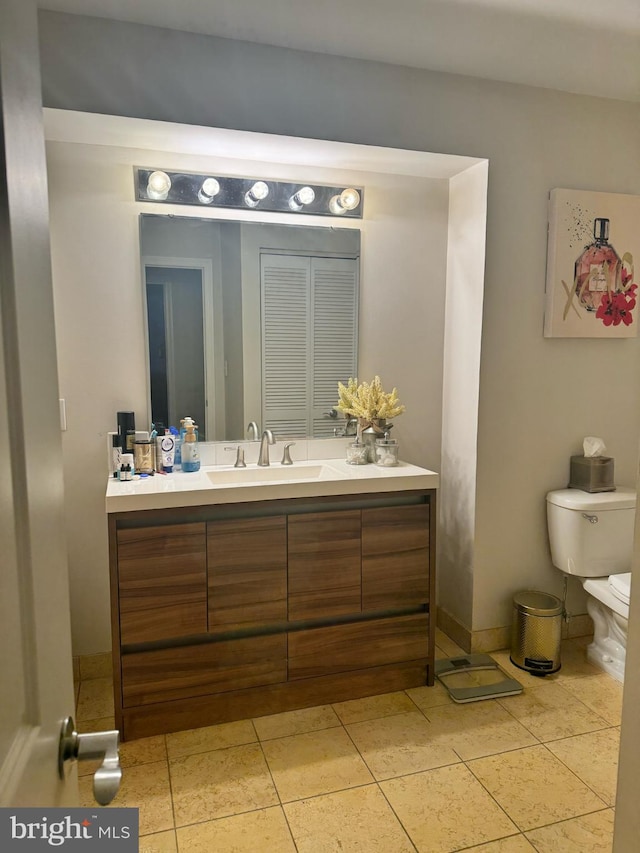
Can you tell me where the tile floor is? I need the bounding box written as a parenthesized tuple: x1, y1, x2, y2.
(74, 630, 621, 852)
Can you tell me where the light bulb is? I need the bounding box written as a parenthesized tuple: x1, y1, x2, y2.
(245, 181, 270, 207)
(339, 188, 360, 210)
(329, 188, 360, 215)
(147, 170, 171, 200)
(289, 186, 316, 211)
(198, 177, 221, 204)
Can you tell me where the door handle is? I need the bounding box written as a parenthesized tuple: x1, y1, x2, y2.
(58, 716, 122, 805)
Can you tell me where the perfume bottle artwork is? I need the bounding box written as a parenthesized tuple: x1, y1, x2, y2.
(574, 218, 621, 312)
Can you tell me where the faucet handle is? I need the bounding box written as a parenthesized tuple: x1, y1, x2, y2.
(224, 445, 246, 468)
(281, 442, 296, 465)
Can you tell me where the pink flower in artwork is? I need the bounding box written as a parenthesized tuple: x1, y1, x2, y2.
(596, 284, 637, 327)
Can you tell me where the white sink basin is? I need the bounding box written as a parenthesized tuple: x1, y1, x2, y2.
(207, 463, 343, 486)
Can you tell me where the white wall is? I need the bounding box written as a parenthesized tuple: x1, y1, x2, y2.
(40, 11, 640, 647)
(439, 162, 488, 631)
(46, 139, 451, 654)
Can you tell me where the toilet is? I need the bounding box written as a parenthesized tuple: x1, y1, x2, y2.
(546, 487, 636, 682)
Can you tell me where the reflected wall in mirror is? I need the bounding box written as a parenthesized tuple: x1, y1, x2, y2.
(141, 214, 360, 442)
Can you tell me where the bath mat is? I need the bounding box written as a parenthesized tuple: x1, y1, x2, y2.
(435, 653, 523, 703)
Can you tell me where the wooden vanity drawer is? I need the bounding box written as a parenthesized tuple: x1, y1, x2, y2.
(288, 510, 361, 621)
(121, 634, 287, 707)
(362, 505, 430, 611)
(117, 523, 207, 645)
(288, 613, 428, 680)
(208, 516, 287, 632)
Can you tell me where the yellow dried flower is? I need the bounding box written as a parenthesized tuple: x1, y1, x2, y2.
(335, 376, 406, 420)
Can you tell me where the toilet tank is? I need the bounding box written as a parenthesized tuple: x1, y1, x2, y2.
(546, 487, 636, 577)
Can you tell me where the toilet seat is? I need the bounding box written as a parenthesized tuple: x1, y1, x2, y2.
(609, 573, 632, 606)
(583, 576, 630, 619)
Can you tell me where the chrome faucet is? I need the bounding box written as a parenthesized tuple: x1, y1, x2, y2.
(224, 445, 246, 467)
(257, 429, 275, 466)
(247, 421, 260, 441)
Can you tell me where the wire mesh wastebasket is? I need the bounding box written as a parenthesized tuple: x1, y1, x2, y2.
(510, 591, 562, 676)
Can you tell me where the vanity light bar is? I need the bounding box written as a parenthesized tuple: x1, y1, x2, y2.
(134, 168, 364, 218)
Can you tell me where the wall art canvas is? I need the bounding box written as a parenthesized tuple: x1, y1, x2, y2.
(544, 188, 640, 338)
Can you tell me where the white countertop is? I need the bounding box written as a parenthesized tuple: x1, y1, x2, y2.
(106, 458, 439, 513)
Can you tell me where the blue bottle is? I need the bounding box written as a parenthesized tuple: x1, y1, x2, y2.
(170, 425, 182, 468)
(181, 423, 200, 472)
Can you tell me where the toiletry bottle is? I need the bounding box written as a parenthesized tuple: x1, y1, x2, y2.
(171, 426, 181, 469)
(160, 433, 176, 473)
(117, 411, 136, 454)
(119, 452, 135, 480)
(111, 434, 122, 478)
(180, 416, 198, 443)
(153, 422, 165, 472)
(181, 424, 200, 472)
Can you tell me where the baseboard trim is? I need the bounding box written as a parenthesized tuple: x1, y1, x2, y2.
(436, 607, 592, 655)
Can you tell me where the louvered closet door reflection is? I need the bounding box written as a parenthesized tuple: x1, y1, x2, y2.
(311, 257, 358, 437)
(261, 253, 358, 438)
(261, 254, 310, 437)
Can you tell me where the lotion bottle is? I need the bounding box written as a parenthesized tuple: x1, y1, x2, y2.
(181, 424, 200, 472)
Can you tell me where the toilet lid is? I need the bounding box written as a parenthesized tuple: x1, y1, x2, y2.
(609, 573, 632, 606)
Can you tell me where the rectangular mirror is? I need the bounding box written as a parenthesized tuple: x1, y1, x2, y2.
(140, 214, 360, 441)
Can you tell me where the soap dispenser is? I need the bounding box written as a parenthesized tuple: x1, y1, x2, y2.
(181, 423, 201, 472)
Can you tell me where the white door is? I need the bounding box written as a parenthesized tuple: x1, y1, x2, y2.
(0, 0, 77, 806)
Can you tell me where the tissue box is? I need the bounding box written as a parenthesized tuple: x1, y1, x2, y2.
(569, 455, 615, 493)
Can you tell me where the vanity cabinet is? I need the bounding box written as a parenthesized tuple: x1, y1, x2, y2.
(117, 523, 207, 645)
(208, 516, 287, 632)
(288, 510, 361, 620)
(108, 489, 436, 740)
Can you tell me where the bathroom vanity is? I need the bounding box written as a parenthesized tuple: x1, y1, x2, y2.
(106, 458, 439, 740)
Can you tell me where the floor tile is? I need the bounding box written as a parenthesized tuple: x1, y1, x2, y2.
(546, 728, 620, 806)
(81, 716, 117, 732)
(489, 650, 564, 689)
(524, 809, 614, 852)
(79, 760, 173, 836)
(556, 636, 603, 679)
(262, 726, 373, 802)
(139, 830, 177, 853)
(464, 836, 536, 852)
(560, 673, 623, 726)
(435, 628, 466, 658)
(332, 690, 417, 724)
(497, 683, 609, 741)
(169, 742, 278, 826)
(121, 733, 165, 764)
(422, 700, 538, 760)
(380, 763, 517, 852)
(285, 784, 415, 852)
(79, 652, 113, 681)
(254, 704, 340, 740)
(405, 681, 452, 712)
(468, 745, 606, 831)
(165, 719, 256, 759)
(176, 806, 296, 853)
(345, 711, 460, 779)
(76, 677, 115, 722)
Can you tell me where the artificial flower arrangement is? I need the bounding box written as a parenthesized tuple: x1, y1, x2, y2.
(335, 375, 406, 426)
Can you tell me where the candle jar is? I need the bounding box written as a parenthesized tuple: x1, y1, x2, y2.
(134, 439, 154, 474)
(346, 440, 369, 465)
(374, 437, 399, 467)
